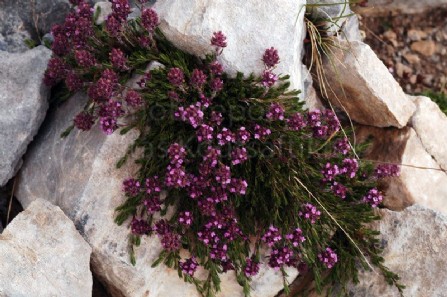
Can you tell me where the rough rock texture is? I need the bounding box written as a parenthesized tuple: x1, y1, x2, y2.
(356, 126, 447, 213)
(307, 0, 353, 36)
(0, 3, 31, 52)
(0, 0, 72, 52)
(357, 0, 447, 15)
(16, 93, 297, 297)
(0, 46, 51, 186)
(94, 1, 113, 25)
(346, 205, 447, 297)
(324, 40, 416, 128)
(410, 95, 447, 171)
(0, 199, 92, 296)
(340, 14, 363, 42)
(154, 0, 307, 94)
(301, 64, 324, 111)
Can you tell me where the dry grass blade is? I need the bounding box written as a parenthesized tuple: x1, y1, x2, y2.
(293, 175, 377, 273)
(6, 177, 17, 225)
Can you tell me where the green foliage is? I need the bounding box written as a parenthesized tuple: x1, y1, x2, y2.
(423, 90, 447, 115)
(24, 38, 38, 49)
(49, 6, 403, 297)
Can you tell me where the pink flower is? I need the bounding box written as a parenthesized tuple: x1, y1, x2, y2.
(262, 47, 280, 68)
(211, 31, 227, 48)
(141, 8, 159, 32)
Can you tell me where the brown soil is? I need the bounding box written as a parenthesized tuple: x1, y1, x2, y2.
(358, 7, 447, 94)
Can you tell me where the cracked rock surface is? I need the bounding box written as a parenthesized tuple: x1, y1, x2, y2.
(0, 46, 51, 186)
(0, 199, 92, 297)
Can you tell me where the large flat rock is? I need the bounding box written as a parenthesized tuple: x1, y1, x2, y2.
(347, 205, 447, 296)
(0, 198, 92, 297)
(323, 40, 415, 128)
(0, 46, 51, 186)
(154, 0, 307, 93)
(16, 93, 297, 297)
(410, 95, 447, 171)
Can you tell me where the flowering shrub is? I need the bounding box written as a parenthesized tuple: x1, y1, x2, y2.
(44, 1, 403, 296)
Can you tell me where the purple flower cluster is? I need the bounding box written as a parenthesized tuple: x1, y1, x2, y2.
(131, 217, 151, 235)
(253, 124, 271, 140)
(125, 89, 143, 107)
(331, 182, 347, 199)
(179, 257, 199, 276)
(231, 147, 248, 165)
(168, 143, 187, 166)
(322, 163, 340, 183)
(286, 228, 306, 247)
(268, 247, 296, 270)
(299, 203, 321, 224)
(363, 188, 383, 207)
(306, 109, 340, 138)
(179, 211, 193, 226)
(262, 225, 282, 247)
(74, 112, 95, 131)
(262, 47, 280, 68)
(318, 247, 338, 269)
(244, 258, 260, 277)
(75, 50, 97, 68)
(190, 69, 207, 89)
(266, 103, 285, 121)
(374, 164, 400, 178)
(111, 0, 131, 21)
(260, 47, 280, 87)
(141, 8, 159, 33)
(175, 104, 204, 128)
(217, 128, 236, 146)
(110, 48, 128, 71)
(50, 2, 94, 55)
(144, 196, 162, 214)
(341, 158, 359, 179)
(262, 70, 278, 88)
(211, 31, 227, 48)
(197, 124, 214, 142)
(334, 137, 351, 155)
(44, 57, 67, 86)
(167, 67, 185, 86)
(122, 178, 141, 197)
(65, 71, 83, 92)
(287, 112, 306, 131)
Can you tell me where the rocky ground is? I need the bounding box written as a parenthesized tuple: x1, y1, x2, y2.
(359, 6, 447, 94)
(0, 1, 447, 297)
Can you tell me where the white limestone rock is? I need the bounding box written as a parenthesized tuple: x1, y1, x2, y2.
(324, 40, 415, 128)
(0, 199, 92, 297)
(356, 126, 447, 213)
(347, 205, 447, 297)
(154, 0, 307, 94)
(410, 95, 447, 171)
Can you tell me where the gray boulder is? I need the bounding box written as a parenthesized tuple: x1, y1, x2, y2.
(0, 198, 92, 297)
(347, 205, 447, 297)
(0, 46, 51, 186)
(0, 2, 31, 52)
